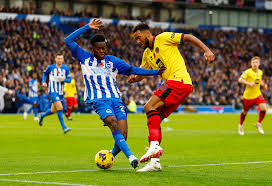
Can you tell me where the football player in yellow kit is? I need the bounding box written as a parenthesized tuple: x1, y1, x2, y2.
(238, 56, 267, 135)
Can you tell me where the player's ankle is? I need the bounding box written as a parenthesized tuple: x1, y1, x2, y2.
(150, 141, 160, 148)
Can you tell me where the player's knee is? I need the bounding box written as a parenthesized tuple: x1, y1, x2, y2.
(144, 104, 152, 113)
(260, 108, 266, 112)
(106, 117, 118, 130)
(242, 110, 248, 115)
(122, 129, 128, 140)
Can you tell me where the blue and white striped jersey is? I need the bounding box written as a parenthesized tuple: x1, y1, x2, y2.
(64, 24, 159, 103)
(75, 51, 131, 102)
(28, 78, 38, 98)
(42, 64, 71, 96)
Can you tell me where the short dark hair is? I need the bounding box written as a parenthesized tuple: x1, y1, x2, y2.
(91, 34, 106, 45)
(55, 52, 63, 57)
(133, 23, 150, 33)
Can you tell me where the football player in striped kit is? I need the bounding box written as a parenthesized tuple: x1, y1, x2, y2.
(22, 72, 40, 121)
(39, 53, 72, 134)
(64, 19, 165, 169)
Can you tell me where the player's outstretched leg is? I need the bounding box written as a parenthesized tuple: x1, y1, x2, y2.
(140, 108, 163, 163)
(33, 106, 39, 121)
(111, 120, 127, 157)
(239, 111, 246, 135)
(57, 110, 71, 134)
(256, 103, 266, 134)
(105, 116, 138, 169)
(137, 127, 162, 172)
(111, 143, 121, 157)
(39, 109, 52, 126)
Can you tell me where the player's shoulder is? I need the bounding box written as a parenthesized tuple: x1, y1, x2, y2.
(143, 48, 151, 56)
(105, 55, 117, 60)
(258, 69, 263, 74)
(105, 55, 123, 63)
(62, 64, 70, 70)
(156, 32, 175, 40)
(244, 68, 251, 73)
(46, 64, 55, 70)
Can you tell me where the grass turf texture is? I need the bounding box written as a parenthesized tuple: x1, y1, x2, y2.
(0, 114, 271, 185)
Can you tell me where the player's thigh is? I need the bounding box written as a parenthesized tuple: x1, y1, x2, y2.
(258, 103, 266, 111)
(104, 115, 119, 131)
(92, 100, 116, 124)
(50, 103, 57, 113)
(53, 101, 63, 111)
(256, 95, 266, 111)
(112, 101, 128, 121)
(73, 98, 78, 109)
(144, 95, 165, 113)
(243, 98, 254, 112)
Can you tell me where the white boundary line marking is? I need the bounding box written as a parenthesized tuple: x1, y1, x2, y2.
(0, 161, 272, 176)
(166, 161, 272, 168)
(0, 179, 99, 186)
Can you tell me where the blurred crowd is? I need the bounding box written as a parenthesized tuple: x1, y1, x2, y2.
(0, 6, 183, 23)
(0, 18, 272, 113)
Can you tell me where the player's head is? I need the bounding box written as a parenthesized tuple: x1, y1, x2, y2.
(251, 56, 260, 70)
(55, 53, 64, 66)
(32, 72, 37, 79)
(133, 23, 152, 49)
(91, 34, 107, 60)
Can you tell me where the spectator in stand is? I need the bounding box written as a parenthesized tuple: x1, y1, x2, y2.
(0, 18, 271, 113)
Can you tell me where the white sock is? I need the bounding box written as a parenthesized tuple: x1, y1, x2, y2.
(151, 158, 160, 163)
(150, 141, 159, 149)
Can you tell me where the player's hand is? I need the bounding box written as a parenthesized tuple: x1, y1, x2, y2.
(42, 83, 47, 89)
(158, 65, 166, 75)
(88, 19, 104, 30)
(204, 50, 215, 64)
(128, 75, 137, 83)
(58, 77, 64, 82)
(248, 82, 255, 87)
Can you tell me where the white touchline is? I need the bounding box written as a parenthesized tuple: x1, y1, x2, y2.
(0, 161, 272, 176)
(0, 179, 99, 186)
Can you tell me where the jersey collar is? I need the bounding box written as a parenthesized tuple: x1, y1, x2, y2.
(151, 36, 156, 49)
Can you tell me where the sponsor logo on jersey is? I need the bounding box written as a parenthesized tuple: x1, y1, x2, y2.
(106, 109, 112, 113)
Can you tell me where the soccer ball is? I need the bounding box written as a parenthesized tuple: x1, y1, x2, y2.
(94, 150, 114, 169)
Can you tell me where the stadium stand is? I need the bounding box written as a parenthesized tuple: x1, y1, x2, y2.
(0, 17, 271, 113)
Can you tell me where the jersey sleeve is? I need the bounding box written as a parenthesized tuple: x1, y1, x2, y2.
(64, 25, 92, 63)
(159, 32, 184, 45)
(64, 67, 72, 83)
(111, 56, 132, 75)
(42, 66, 51, 83)
(240, 70, 248, 79)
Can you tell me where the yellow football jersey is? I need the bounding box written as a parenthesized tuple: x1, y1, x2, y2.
(241, 68, 263, 99)
(140, 32, 192, 84)
(64, 78, 77, 98)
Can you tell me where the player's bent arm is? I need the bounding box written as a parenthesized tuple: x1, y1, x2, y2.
(64, 25, 90, 52)
(261, 80, 268, 90)
(183, 34, 214, 62)
(64, 76, 72, 83)
(129, 66, 159, 76)
(135, 75, 145, 82)
(183, 34, 210, 52)
(238, 77, 250, 85)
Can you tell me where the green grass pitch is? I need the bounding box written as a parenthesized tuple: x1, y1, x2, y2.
(0, 113, 272, 185)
